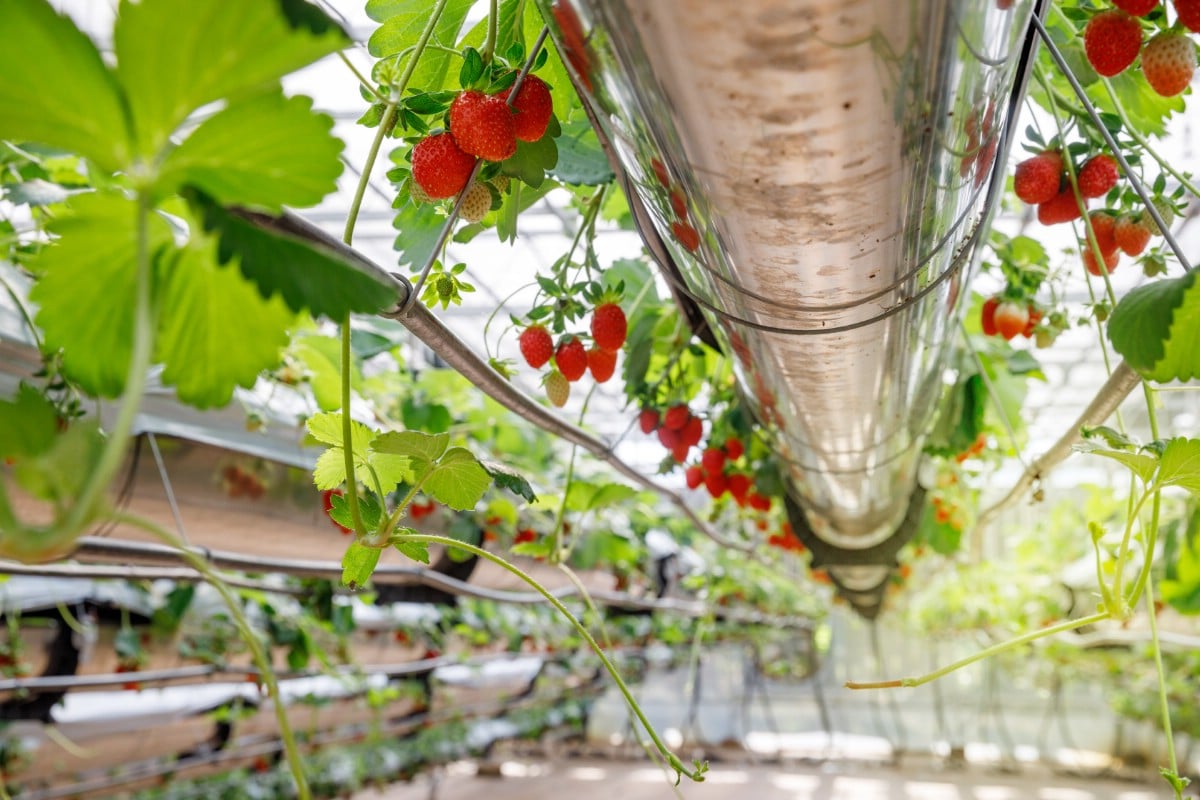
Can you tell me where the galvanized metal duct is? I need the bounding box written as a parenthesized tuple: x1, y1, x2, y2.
(538, 1, 1038, 562)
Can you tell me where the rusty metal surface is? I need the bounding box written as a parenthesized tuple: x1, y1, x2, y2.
(540, 0, 1037, 546)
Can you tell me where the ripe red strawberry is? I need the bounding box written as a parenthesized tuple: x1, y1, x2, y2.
(1083, 10, 1143, 77)
(670, 188, 688, 219)
(590, 302, 627, 351)
(681, 414, 704, 448)
(993, 301, 1029, 341)
(724, 437, 745, 459)
(1013, 151, 1063, 204)
(727, 473, 752, 506)
(1077, 154, 1119, 198)
(1113, 0, 1158, 14)
(449, 90, 517, 162)
(650, 157, 670, 187)
(1140, 32, 1197, 97)
(685, 464, 704, 489)
(1088, 210, 1119, 256)
(663, 404, 690, 431)
(554, 336, 588, 381)
(545, 369, 569, 407)
(639, 408, 660, 434)
(1176, 0, 1200, 32)
(657, 425, 682, 450)
(1114, 213, 1152, 255)
(701, 447, 726, 473)
(981, 296, 1000, 337)
(671, 442, 691, 463)
(1083, 247, 1120, 276)
(499, 75, 553, 142)
(586, 346, 617, 382)
(671, 220, 700, 252)
(1038, 189, 1085, 225)
(518, 324, 553, 369)
(748, 492, 772, 512)
(411, 133, 475, 199)
(704, 470, 728, 499)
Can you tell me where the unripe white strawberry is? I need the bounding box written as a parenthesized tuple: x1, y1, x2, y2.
(458, 182, 492, 223)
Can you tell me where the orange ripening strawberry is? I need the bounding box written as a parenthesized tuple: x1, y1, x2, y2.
(1077, 154, 1119, 198)
(554, 336, 588, 382)
(586, 346, 617, 383)
(449, 90, 517, 161)
(1038, 189, 1085, 225)
(1084, 247, 1120, 276)
(1013, 151, 1063, 204)
(1088, 210, 1119, 256)
(518, 324, 553, 369)
(411, 133, 476, 199)
(1140, 32, 1197, 97)
(590, 302, 627, 350)
(1114, 214, 1153, 255)
(499, 75, 553, 142)
(993, 301, 1029, 341)
(1083, 10, 1143, 77)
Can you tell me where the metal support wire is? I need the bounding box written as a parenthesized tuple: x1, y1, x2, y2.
(6, 537, 810, 629)
(146, 431, 189, 545)
(1030, 13, 1193, 272)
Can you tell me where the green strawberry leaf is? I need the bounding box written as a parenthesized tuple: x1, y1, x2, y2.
(1108, 269, 1200, 383)
(309, 412, 409, 490)
(1075, 441, 1159, 485)
(393, 198, 448, 273)
(392, 529, 431, 565)
(113, 0, 348, 157)
(155, 231, 295, 408)
(423, 447, 491, 510)
(371, 431, 450, 476)
(366, 0, 476, 93)
(480, 460, 537, 503)
(551, 119, 614, 186)
(187, 191, 400, 319)
(0, 0, 131, 171)
(157, 92, 344, 213)
(330, 491, 383, 531)
(342, 541, 382, 589)
(1153, 438, 1200, 496)
(1162, 510, 1200, 614)
(13, 420, 105, 505)
(0, 383, 60, 460)
(28, 192, 172, 398)
(500, 117, 560, 188)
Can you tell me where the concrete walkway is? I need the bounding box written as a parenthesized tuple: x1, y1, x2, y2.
(354, 758, 1179, 800)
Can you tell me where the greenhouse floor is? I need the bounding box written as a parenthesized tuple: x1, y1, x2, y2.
(353, 757, 1177, 800)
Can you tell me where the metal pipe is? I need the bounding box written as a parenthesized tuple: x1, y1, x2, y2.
(535, 0, 1041, 550)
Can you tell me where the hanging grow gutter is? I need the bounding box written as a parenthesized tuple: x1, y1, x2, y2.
(538, 0, 1042, 587)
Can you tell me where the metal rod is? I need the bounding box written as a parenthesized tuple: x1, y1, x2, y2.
(1030, 13, 1193, 272)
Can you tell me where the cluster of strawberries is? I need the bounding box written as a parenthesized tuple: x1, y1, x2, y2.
(639, 403, 705, 463)
(518, 300, 628, 407)
(221, 464, 265, 500)
(648, 157, 701, 253)
(1014, 147, 1173, 275)
(409, 75, 553, 222)
(1084, 1, 1198, 98)
(683, 440, 772, 511)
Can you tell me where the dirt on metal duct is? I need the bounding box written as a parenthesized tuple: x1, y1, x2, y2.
(538, 0, 1038, 575)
